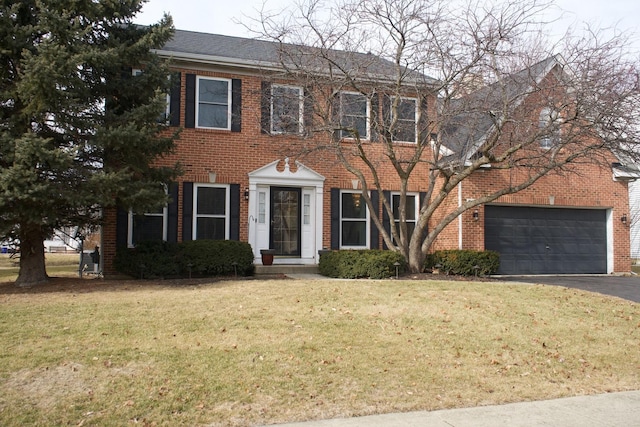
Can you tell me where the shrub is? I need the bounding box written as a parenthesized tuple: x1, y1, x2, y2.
(425, 249, 500, 276)
(114, 241, 180, 279)
(114, 240, 255, 279)
(319, 250, 406, 279)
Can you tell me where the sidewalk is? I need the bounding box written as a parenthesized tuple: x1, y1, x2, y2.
(268, 390, 640, 426)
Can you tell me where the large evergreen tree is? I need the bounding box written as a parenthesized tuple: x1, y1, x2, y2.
(0, 0, 179, 286)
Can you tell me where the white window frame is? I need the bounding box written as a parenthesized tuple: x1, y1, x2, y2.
(127, 184, 169, 248)
(196, 76, 232, 130)
(193, 183, 230, 240)
(339, 91, 370, 140)
(539, 107, 561, 150)
(390, 192, 419, 244)
(271, 84, 304, 134)
(390, 96, 418, 143)
(340, 190, 370, 249)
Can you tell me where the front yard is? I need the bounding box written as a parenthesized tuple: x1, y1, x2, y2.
(0, 277, 638, 426)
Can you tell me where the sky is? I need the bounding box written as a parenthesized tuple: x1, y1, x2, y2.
(134, 0, 640, 51)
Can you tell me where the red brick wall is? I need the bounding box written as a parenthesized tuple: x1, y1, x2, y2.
(101, 65, 631, 275)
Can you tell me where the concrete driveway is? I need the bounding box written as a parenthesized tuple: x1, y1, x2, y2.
(501, 275, 640, 303)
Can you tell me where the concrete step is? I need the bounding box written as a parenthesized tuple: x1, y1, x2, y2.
(254, 264, 319, 276)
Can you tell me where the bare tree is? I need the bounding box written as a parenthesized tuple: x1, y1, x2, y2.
(251, 0, 640, 272)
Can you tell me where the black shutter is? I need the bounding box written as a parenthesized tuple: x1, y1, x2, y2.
(382, 190, 391, 250)
(229, 184, 240, 240)
(231, 79, 242, 132)
(167, 183, 179, 243)
(303, 87, 314, 136)
(116, 208, 129, 248)
(370, 93, 379, 142)
(418, 95, 429, 145)
(370, 190, 379, 249)
(331, 92, 340, 142)
(185, 74, 196, 128)
(330, 188, 340, 249)
(182, 182, 194, 241)
(169, 72, 181, 127)
(261, 81, 271, 134)
(381, 94, 391, 142)
(418, 191, 428, 241)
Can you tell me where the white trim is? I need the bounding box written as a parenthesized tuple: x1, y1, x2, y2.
(389, 192, 419, 244)
(390, 96, 418, 143)
(339, 91, 370, 141)
(248, 159, 325, 264)
(193, 183, 230, 240)
(340, 189, 370, 249)
(270, 84, 304, 134)
(195, 76, 232, 130)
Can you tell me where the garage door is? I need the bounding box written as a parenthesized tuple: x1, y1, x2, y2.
(484, 206, 607, 275)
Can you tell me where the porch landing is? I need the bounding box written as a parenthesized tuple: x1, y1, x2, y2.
(254, 264, 320, 277)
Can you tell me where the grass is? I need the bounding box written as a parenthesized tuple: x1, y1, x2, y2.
(0, 277, 638, 426)
(0, 253, 80, 281)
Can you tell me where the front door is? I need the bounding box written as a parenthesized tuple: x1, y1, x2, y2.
(270, 187, 301, 257)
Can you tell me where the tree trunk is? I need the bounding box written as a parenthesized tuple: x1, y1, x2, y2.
(407, 244, 425, 273)
(15, 225, 48, 287)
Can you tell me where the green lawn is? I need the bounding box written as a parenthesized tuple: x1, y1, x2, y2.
(0, 277, 638, 426)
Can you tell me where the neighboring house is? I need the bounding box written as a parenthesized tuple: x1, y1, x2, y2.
(628, 179, 640, 261)
(100, 30, 632, 276)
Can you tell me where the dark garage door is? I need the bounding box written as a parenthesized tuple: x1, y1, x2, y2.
(485, 206, 607, 275)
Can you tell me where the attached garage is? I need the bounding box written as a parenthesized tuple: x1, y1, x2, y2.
(484, 205, 608, 275)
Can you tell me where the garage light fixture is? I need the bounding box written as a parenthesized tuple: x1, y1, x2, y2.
(472, 209, 479, 221)
(621, 214, 628, 225)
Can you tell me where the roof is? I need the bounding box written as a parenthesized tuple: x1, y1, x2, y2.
(440, 56, 564, 164)
(156, 29, 437, 85)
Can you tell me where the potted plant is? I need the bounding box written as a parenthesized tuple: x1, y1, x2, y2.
(260, 249, 276, 266)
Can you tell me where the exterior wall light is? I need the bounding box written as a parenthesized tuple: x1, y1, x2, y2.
(621, 214, 628, 225)
(244, 187, 249, 201)
(473, 209, 479, 221)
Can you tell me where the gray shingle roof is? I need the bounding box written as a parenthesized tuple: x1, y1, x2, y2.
(159, 29, 437, 84)
(441, 56, 562, 163)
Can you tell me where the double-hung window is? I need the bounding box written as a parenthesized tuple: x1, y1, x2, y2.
(340, 190, 369, 248)
(391, 193, 418, 243)
(127, 184, 168, 247)
(539, 107, 561, 149)
(390, 97, 417, 143)
(197, 77, 231, 129)
(271, 84, 303, 134)
(339, 92, 369, 140)
(193, 184, 229, 240)
(128, 205, 168, 248)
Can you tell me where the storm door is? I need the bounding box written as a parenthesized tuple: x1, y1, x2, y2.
(270, 187, 302, 256)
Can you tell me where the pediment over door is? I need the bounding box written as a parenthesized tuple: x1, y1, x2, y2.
(248, 158, 325, 187)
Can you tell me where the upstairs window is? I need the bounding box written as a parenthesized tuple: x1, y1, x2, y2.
(339, 92, 369, 140)
(271, 84, 303, 134)
(390, 97, 417, 143)
(539, 108, 561, 149)
(197, 77, 231, 129)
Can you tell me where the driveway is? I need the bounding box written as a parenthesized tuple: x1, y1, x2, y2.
(501, 275, 640, 303)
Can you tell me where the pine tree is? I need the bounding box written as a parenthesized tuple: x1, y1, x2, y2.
(0, 0, 179, 286)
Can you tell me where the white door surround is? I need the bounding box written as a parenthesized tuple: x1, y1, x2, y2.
(248, 158, 325, 264)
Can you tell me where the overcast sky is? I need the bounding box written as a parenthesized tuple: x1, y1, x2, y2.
(134, 0, 640, 51)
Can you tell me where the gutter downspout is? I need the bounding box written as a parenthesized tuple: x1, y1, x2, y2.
(458, 182, 463, 249)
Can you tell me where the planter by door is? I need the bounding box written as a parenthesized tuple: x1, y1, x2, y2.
(260, 249, 275, 266)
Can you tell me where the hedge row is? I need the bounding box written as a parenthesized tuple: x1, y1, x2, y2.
(318, 249, 407, 279)
(425, 249, 500, 276)
(114, 240, 255, 279)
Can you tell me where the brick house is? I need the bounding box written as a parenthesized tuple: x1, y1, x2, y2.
(101, 30, 632, 276)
